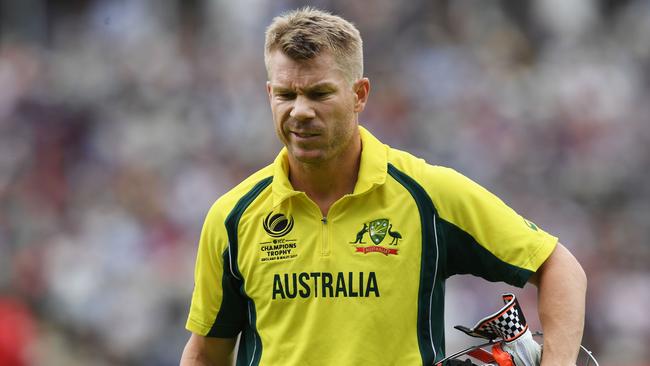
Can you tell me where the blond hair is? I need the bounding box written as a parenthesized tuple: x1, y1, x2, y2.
(264, 7, 363, 83)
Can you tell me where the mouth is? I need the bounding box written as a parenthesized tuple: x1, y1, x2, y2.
(291, 131, 320, 139)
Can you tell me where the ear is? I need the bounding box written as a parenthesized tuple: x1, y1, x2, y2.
(353, 78, 370, 113)
(266, 81, 272, 101)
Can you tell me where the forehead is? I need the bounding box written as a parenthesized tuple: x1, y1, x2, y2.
(267, 51, 346, 87)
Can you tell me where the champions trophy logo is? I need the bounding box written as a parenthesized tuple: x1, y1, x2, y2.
(263, 211, 294, 238)
(350, 218, 402, 255)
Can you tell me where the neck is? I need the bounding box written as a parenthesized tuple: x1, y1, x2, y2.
(288, 137, 361, 217)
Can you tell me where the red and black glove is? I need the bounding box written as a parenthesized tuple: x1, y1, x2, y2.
(442, 359, 478, 366)
(453, 293, 542, 366)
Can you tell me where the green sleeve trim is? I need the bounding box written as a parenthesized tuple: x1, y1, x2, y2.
(206, 248, 248, 337)
(387, 164, 445, 363)
(207, 176, 272, 361)
(186, 317, 241, 338)
(440, 216, 534, 287)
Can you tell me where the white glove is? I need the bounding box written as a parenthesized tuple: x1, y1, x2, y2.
(502, 330, 542, 366)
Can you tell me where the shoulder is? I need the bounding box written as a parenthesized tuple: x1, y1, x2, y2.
(205, 164, 274, 225)
(385, 147, 496, 216)
(386, 146, 469, 193)
(385, 145, 428, 180)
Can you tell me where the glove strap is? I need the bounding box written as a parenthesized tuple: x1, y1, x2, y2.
(454, 293, 529, 342)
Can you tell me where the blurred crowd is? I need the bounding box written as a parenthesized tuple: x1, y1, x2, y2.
(1, 0, 649, 365)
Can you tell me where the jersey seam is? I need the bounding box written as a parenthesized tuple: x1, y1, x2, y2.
(522, 235, 559, 272)
(386, 163, 440, 364)
(221, 176, 273, 365)
(188, 317, 242, 336)
(438, 214, 536, 272)
(437, 215, 534, 287)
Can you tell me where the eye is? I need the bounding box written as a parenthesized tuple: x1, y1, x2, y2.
(275, 92, 296, 100)
(310, 90, 332, 99)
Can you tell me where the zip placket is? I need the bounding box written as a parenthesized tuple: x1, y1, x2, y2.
(321, 216, 330, 256)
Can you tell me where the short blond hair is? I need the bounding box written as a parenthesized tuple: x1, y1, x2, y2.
(264, 7, 363, 83)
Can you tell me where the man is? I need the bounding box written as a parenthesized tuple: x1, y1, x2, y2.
(180, 7, 586, 366)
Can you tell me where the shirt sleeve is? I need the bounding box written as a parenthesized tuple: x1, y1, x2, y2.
(426, 167, 558, 287)
(186, 202, 246, 337)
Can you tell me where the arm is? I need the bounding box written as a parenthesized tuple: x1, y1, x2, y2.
(180, 333, 237, 366)
(528, 242, 587, 366)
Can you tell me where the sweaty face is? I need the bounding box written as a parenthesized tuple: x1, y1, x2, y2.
(267, 51, 363, 166)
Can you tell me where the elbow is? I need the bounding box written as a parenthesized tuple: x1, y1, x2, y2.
(561, 244, 588, 298)
(564, 244, 587, 292)
(531, 242, 588, 294)
(576, 260, 588, 294)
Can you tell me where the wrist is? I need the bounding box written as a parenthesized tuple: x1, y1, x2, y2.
(539, 353, 577, 366)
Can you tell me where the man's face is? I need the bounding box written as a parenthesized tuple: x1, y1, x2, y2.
(266, 51, 368, 165)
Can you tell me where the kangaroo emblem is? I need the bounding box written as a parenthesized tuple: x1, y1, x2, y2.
(350, 223, 368, 244)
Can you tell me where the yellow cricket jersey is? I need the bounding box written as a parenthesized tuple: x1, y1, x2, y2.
(186, 126, 557, 365)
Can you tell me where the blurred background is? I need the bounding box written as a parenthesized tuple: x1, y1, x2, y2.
(1, 0, 648, 365)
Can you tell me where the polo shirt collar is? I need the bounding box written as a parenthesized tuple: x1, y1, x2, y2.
(271, 126, 388, 207)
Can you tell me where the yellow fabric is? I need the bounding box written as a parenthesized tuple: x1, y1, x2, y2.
(422, 164, 557, 273)
(186, 126, 557, 365)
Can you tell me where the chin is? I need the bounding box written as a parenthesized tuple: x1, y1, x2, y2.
(290, 149, 327, 165)
(295, 155, 326, 165)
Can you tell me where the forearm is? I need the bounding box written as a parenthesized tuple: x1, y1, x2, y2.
(180, 333, 236, 366)
(532, 243, 587, 366)
(180, 351, 230, 366)
(180, 353, 219, 366)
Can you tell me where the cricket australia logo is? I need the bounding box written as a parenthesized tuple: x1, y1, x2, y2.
(350, 218, 402, 256)
(263, 211, 294, 238)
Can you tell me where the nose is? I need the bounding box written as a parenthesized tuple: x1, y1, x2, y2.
(290, 95, 316, 121)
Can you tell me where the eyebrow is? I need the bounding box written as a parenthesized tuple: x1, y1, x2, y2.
(271, 82, 337, 93)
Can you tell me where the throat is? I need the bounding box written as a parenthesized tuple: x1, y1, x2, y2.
(286, 132, 362, 216)
(289, 161, 359, 216)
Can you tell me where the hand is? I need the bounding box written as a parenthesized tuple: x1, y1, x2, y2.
(501, 331, 542, 366)
(442, 359, 478, 366)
